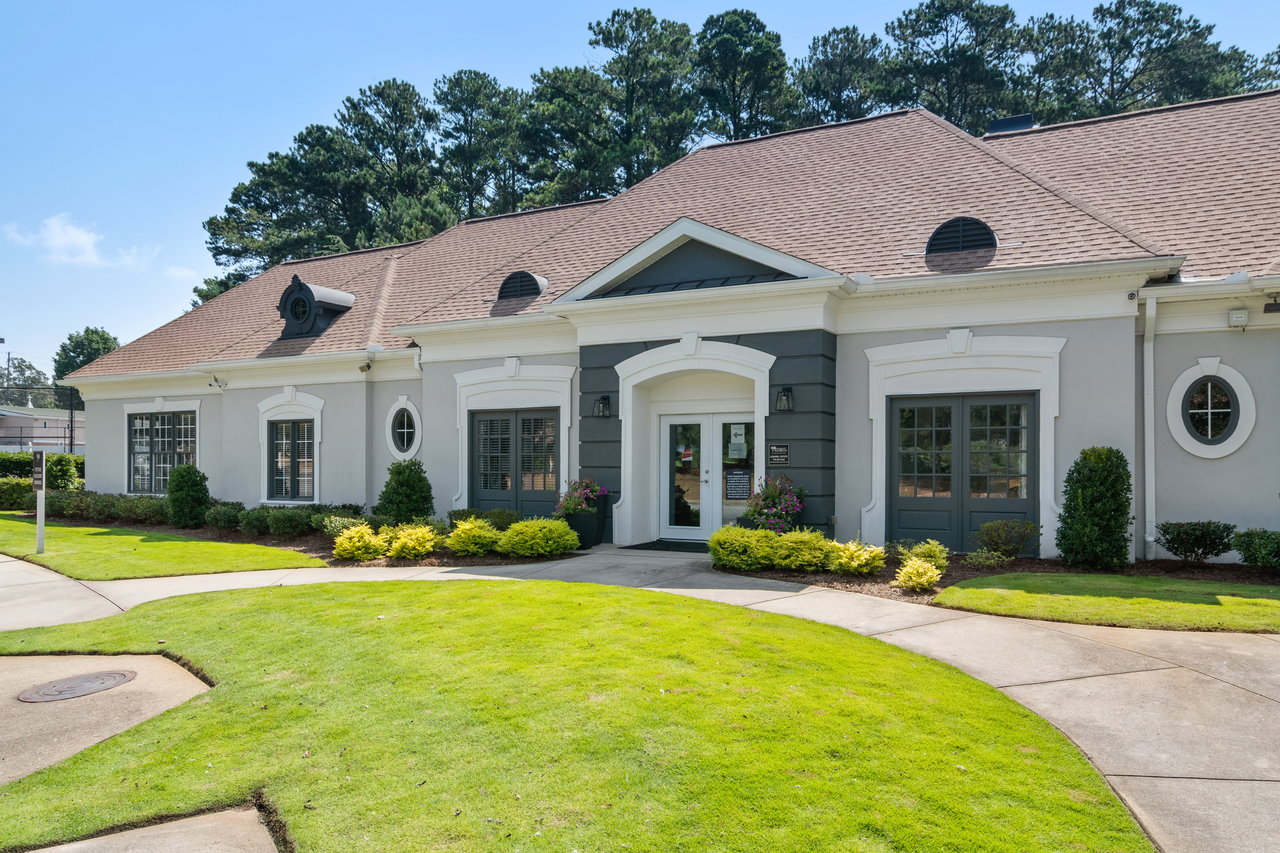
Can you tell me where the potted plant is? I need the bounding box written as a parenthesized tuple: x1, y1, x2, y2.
(740, 475, 807, 533)
(555, 478, 608, 547)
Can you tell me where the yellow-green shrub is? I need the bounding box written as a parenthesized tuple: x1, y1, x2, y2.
(831, 540, 887, 575)
(891, 556, 943, 592)
(898, 539, 950, 571)
(708, 525, 777, 571)
(771, 528, 835, 572)
(496, 518, 579, 557)
(446, 519, 502, 556)
(387, 525, 437, 559)
(333, 523, 389, 561)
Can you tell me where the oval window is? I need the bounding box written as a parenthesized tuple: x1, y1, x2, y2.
(290, 296, 310, 322)
(1182, 377, 1238, 445)
(392, 408, 416, 453)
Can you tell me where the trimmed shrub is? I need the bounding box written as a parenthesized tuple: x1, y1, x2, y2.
(319, 516, 364, 539)
(167, 464, 211, 529)
(0, 477, 32, 510)
(268, 507, 313, 536)
(1232, 529, 1280, 570)
(333, 523, 389, 561)
(447, 518, 502, 556)
(447, 508, 483, 527)
(424, 518, 451, 536)
(830, 540, 887, 575)
(1055, 446, 1133, 571)
(0, 452, 34, 478)
(708, 525, 778, 572)
(485, 508, 522, 531)
(497, 519, 580, 557)
(45, 454, 78, 491)
(205, 504, 243, 532)
(891, 556, 943, 592)
(970, 519, 1039, 558)
(85, 493, 124, 522)
(772, 528, 835, 572)
(239, 507, 272, 536)
(965, 548, 1014, 569)
(898, 539, 950, 572)
(387, 525, 437, 559)
(374, 459, 434, 525)
(1154, 521, 1237, 564)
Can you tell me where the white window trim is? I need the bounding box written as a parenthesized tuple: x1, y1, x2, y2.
(1165, 357, 1256, 459)
(385, 395, 423, 461)
(612, 334, 776, 546)
(257, 385, 324, 504)
(861, 329, 1067, 555)
(452, 359, 576, 510)
(122, 398, 202, 493)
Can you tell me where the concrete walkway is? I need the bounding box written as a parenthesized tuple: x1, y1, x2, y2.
(2, 548, 1279, 852)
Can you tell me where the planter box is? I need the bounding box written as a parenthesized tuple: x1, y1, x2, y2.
(563, 511, 599, 550)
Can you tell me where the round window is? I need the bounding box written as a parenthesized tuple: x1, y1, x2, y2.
(290, 296, 310, 322)
(392, 408, 416, 453)
(1182, 377, 1238, 445)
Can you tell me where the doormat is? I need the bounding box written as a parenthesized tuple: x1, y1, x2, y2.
(621, 540, 710, 553)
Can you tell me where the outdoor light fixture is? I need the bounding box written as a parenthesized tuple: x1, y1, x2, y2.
(1266, 294, 1280, 314)
(593, 395, 611, 418)
(358, 362, 372, 373)
(775, 387, 795, 412)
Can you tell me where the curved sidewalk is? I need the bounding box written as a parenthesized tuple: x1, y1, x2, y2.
(3, 549, 1279, 852)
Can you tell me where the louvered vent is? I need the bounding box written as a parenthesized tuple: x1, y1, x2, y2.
(498, 270, 546, 299)
(926, 218, 997, 254)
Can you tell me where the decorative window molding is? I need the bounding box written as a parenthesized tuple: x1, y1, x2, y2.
(612, 336, 776, 546)
(258, 386, 325, 503)
(452, 360, 576, 509)
(861, 329, 1066, 555)
(385, 395, 423, 461)
(1165, 358, 1255, 459)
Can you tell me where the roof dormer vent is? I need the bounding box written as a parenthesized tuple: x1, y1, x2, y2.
(498, 271, 547, 300)
(926, 218, 997, 254)
(277, 274, 355, 338)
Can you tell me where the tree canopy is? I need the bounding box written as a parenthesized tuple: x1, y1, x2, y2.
(53, 327, 120, 380)
(196, 3, 1276, 304)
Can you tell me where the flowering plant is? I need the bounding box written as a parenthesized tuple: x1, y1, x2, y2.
(554, 477, 609, 517)
(742, 475, 807, 533)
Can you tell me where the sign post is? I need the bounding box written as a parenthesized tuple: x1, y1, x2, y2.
(32, 451, 45, 554)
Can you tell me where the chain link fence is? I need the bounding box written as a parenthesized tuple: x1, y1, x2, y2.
(0, 385, 84, 453)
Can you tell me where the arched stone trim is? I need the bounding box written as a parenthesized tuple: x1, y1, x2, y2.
(861, 330, 1067, 555)
(385, 395, 423, 461)
(257, 385, 325, 503)
(452, 359, 576, 509)
(1165, 357, 1256, 459)
(613, 335, 777, 545)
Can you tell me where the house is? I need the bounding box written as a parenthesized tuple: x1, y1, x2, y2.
(64, 91, 1280, 558)
(0, 404, 85, 454)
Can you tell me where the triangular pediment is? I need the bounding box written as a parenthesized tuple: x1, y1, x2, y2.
(556, 218, 839, 302)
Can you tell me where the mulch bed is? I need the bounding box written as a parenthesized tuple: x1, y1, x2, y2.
(16, 514, 579, 569)
(716, 554, 1280, 605)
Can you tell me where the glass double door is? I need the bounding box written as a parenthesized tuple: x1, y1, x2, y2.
(659, 414, 755, 541)
(888, 395, 1037, 553)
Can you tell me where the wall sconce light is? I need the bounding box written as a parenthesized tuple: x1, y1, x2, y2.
(593, 395, 611, 418)
(775, 387, 795, 412)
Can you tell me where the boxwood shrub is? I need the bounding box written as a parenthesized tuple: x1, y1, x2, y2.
(267, 507, 313, 536)
(771, 528, 835, 572)
(374, 459, 434, 525)
(496, 519, 579, 557)
(708, 526, 778, 572)
(1232, 529, 1280, 570)
(239, 507, 272, 536)
(205, 504, 243, 532)
(167, 464, 211, 529)
(1055, 446, 1134, 571)
(1154, 520, 1237, 564)
(0, 477, 32, 510)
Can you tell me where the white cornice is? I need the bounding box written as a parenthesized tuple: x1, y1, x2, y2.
(850, 256, 1184, 297)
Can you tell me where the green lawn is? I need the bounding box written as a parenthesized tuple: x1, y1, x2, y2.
(935, 572, 1280, 632)
(0, 511, 325, 580)
(0, 582, 1151, 852)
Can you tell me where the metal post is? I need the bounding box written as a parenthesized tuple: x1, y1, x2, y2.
(33, 450, 45, 555)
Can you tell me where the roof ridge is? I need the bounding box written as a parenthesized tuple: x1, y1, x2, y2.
(362, 255, 399, 348)
(913, 110, 1171, 257)
(280, 238, 430, 264)
(984, 88, 1280, 139)
(700, 109, 915, 150)
(458, 198, 609, 225)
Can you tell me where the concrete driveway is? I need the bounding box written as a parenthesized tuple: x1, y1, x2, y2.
(2, 548, 1278, 852)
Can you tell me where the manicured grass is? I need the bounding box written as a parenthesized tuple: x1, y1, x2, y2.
(935, 572, 1280, 632)
(0, 582, 1151, 852)
(0, 511, 325, 580)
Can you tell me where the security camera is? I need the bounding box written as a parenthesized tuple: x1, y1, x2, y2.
(1127, 291, 1138, 301)
(358, 362, 372, 373)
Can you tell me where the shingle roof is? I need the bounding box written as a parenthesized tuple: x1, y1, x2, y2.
(986, 89, 1280, 280)
(79, 96, 1273, 380)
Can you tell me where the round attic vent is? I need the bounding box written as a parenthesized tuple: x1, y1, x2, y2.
(926, 218, 997, 254)
(498, 270, 547, 300)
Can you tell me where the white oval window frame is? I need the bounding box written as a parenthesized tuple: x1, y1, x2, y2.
(385, 395, 423, 461)
(1165, 357, 1255, 459)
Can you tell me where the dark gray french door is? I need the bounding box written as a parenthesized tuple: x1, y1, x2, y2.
(470, 409, 558, 518)
(888, 394, 1037, 553)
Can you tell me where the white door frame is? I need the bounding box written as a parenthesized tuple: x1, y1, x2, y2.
(658, 414, 712, 540)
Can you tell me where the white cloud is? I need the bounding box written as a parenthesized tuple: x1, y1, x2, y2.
(164, 265, 198, 280)
(4, 213, 158, 270)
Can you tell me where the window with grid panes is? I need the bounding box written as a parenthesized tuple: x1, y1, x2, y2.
(1183, 378, 1237, 444)
(520, 416, 556, 491)
(268, 420, 314, 500)
(968, 402, 1028, 499)
(897, 405, 953, 498)
(476, 418, 512, 491)
(128, 412, 196, 493)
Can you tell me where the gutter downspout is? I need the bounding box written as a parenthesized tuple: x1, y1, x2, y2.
(1142, 296, 1157, 560)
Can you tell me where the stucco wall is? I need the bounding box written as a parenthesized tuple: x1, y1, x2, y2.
(835, 317, 1138, 553)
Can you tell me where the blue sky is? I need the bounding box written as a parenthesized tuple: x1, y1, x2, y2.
(2, 0, 1275, 380)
